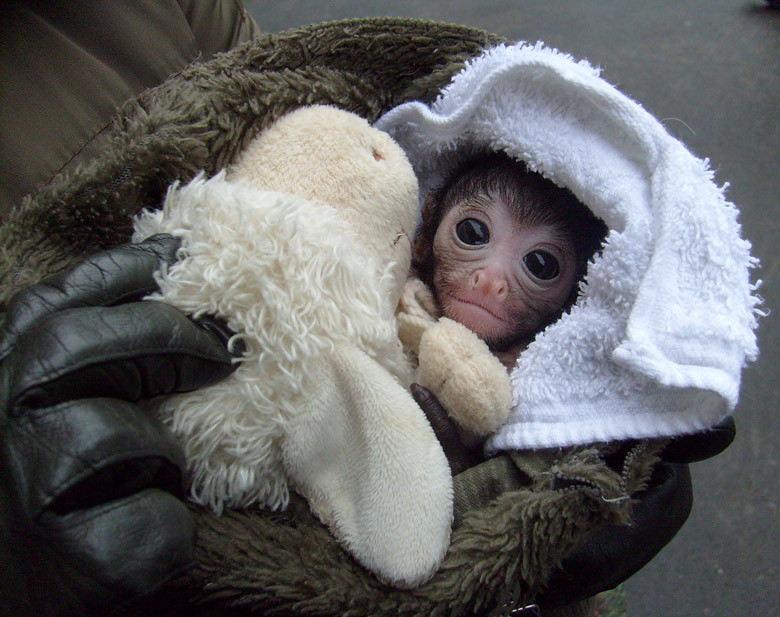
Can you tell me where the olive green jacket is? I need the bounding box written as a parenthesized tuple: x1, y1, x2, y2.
(0, 0, 260, 220)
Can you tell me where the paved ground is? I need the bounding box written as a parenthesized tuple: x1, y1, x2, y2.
(246, 2, 780, 615)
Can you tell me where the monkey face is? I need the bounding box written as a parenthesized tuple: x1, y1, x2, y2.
(431, 196, 578, 349)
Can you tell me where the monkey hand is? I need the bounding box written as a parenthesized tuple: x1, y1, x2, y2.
(396, 277, 440, 353)
(411, 383, 483, 475)
(0, 235, 240, 616)
(417, 317, 513, 436)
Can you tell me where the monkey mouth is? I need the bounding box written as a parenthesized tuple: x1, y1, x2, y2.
(445, 295, 513, 328)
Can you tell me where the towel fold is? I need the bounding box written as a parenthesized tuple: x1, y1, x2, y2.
(376, 42, 761, 450)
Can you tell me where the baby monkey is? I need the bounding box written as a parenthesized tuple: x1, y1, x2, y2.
(412, 152, 606, 369)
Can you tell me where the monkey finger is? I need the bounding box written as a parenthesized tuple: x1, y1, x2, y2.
(411, 383, 482, 475)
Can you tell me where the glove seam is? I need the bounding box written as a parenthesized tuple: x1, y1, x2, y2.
(8, 404, 182, 517)
(9, 347, 233, 413)
(40, 451, 183, 518)
(40, 487, 181, 528)
(0, 234, 180, 359)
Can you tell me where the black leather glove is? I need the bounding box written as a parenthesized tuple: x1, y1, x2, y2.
(0, 235, 239, 617)
(538, 417, 735, 609)
(538, 460, 692, 609)
(659, 415, 736, 463)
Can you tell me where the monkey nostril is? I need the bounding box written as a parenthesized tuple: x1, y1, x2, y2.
(471, 271, 506, 301)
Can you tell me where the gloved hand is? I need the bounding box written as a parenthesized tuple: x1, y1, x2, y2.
(539, 416, 735, 609)
(412, 384, 732, 610)
(0, 234, 240, 617)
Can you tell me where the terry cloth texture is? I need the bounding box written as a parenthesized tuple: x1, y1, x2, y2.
(376, 42, 762, 451)
(0, 19, 666, 616)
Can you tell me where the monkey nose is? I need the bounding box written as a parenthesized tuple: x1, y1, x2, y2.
(471, 270, 509, 301)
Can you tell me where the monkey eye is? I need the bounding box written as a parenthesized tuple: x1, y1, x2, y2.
(524, 250, 560, 281)
(456, 218, 490, 245)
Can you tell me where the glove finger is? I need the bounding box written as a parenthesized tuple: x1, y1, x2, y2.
(40, 488, 196, 615)
(4, 398, 185, 517)
(0, 234, 180, 361)
(4, 300, 236, 414)
(660, 416, 736, 463)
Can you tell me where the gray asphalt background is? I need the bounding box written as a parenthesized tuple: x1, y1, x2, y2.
(245, 2, 780, 615)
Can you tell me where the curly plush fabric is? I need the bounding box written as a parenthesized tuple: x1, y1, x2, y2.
(131, 106, 456, 587)
(0, 18, 664, 616)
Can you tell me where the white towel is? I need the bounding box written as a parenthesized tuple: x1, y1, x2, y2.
(376, 42, 762, 450)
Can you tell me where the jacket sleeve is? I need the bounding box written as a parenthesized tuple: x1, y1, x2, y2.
(0, 0, 260, 221)
(177, 0, 262, 58)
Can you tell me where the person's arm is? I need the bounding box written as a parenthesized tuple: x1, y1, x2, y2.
(412, 385, 734, 608)
(177, 0, 262, 58)
(0, 0, 260, 221)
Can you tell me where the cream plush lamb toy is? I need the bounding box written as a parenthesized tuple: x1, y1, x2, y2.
(132, 105, 508, 587)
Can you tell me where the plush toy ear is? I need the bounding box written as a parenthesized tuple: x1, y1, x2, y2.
(281, 343, 453, 588)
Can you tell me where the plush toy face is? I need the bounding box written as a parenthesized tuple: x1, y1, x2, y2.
(228, 106, 420, 308)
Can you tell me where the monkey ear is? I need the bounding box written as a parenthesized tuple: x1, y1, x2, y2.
(411, 193, 442, 278)
(420, 191, 439, 223)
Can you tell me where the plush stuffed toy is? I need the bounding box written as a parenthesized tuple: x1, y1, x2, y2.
(396, 277, 513, 438)
(132, 105, 459, 588)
